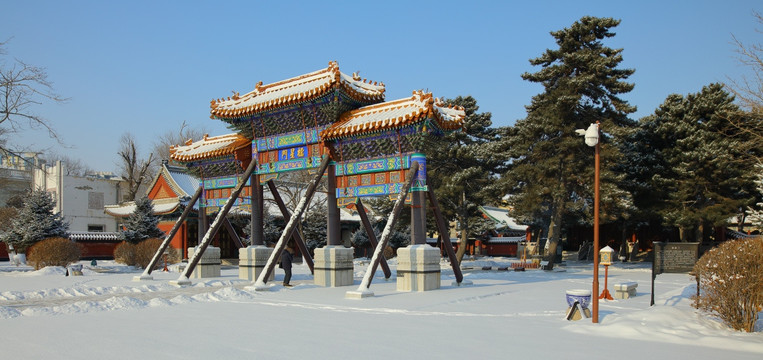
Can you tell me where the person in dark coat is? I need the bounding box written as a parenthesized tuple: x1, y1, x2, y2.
(280, 243, 294, 287)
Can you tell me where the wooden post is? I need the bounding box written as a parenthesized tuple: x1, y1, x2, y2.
(251, 173, 264, 246)
(327, 163, 341, 246)
(355, 198, 391, 279)
(353, 162, 419, 291)
(253, 156, 331, 288)
(427, 184, 463, 284)
(175, 158, 258, 284)
(223, 217, 245, 248)
(266, 180, 315, 274)
(136, 185, 203, 280)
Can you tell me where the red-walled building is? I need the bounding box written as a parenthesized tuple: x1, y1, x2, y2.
(105, 163, 206, 259)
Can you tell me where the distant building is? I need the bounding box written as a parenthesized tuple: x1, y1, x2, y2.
(33, 161, 129, 233)
(0, 150, 43, 206)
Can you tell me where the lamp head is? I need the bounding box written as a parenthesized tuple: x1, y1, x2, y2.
(584, 123, 599, 147)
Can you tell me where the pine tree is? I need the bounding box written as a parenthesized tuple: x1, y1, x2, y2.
(746, 164, 763, 228)
(0, 189, 69, 252)
(505, 17, 636, 267)
(643, 84, 758, 241)
(119, 196, 165, 244)
(301, 207, 327, 253)
(243, 213, 282, 246)
(424, 96, 503, 263)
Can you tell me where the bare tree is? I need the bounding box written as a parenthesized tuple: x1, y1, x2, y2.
(1, 39, 68, 148)
(726, 12, 763, 142)
(118, 133, 154, 201)
(42, 153, 93, 176)
(152, 120, 208, 166)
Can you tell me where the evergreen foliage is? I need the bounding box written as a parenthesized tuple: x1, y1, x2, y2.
(301, 207, 327, 253)
(424, 95, 503, 263)
(505, 16, 636, 266)
(243, 213, 283, 246)
(0, 189, 69, 252)
(639, 84, 758, 241)
(119, 196, 165, 244)
(746, 164, 763, 227)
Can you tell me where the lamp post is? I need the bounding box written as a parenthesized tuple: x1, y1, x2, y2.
(576, 123, 600, 323)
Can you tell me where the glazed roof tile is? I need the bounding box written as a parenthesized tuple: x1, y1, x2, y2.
(320, 91, 465, 140)
(169, 133, 250, 162)
(210, 61, 385, 119)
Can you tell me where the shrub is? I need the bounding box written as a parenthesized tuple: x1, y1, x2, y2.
(135, 238, 164, 269)
(26, 237, 80, 270)
(114, 241, 138, 266)
(692, 237, 763, 332)
(383, 246, 395, 260)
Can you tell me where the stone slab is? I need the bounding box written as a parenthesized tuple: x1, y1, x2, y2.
(238, 246, 274, 281)
(396, 245, 441, 292)
(314, 246, 354, 287)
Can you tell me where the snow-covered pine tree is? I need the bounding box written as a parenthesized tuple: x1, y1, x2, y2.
(423, 95, 503, 264)
(745, 164, 763, 228)
(302, 207, 327, 253)
(642, 84, 757, 241)
(506, 16, 636, 267)
(243, 213, 283, 246)
(119, 196, 165, 244)
(0, 189, 69, 252)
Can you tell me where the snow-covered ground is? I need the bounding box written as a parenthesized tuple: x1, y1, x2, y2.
(1, 257, 761, 359)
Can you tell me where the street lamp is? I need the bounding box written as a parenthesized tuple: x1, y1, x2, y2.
(576, 122, 600, 323)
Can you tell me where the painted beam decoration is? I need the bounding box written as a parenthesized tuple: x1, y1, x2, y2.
(170, 61, 386, 213)
(210, 61, 385, 181)
(321, 91, 465, 205)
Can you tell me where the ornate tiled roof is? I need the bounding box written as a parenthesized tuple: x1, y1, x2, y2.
(169, 134, 250, 162)
(163, 164, 200, 198)
(320, 91, 465, 140)
(210, 61, 385, 119)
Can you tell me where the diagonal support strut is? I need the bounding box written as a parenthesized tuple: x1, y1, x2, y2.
(134, 185, 203, 281)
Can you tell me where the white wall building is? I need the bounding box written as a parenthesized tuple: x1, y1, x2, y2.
(0, 150, 43, 207)
(33, 161, 129, 233)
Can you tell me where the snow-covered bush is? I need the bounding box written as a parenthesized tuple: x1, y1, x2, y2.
(135, 238, 170, 269)
(114, 241, 137, 266)
(692, 237, 763, 332)
(26, 237, 80, 270)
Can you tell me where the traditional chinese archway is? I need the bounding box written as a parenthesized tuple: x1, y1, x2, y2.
(145, 62, 466, 293)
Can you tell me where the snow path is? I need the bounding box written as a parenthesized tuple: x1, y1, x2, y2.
(0, 280, 251, 311)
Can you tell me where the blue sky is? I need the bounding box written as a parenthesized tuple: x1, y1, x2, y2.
(2, 0, 760, 172)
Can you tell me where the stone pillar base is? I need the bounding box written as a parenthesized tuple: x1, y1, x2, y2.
(396, 245, 441, 292)
(314, 246, 354, 287)
(239, 246, 274, 281)
(187, 246, 221, 279)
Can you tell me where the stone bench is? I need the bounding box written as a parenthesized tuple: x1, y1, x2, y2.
(614, 282, 638, 299)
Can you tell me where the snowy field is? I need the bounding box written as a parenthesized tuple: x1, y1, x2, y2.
(1, 257, 761, 359)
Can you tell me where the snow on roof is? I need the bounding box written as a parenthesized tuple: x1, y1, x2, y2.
(320, 90, 465, 140)
(69, 232, 121, 242)
(210, 61, 385, 119)
(104, 197, 182, 217)
(169, 133, 250, 162)
(479, 206, 528, 232)
(486, 236, 525, 244)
